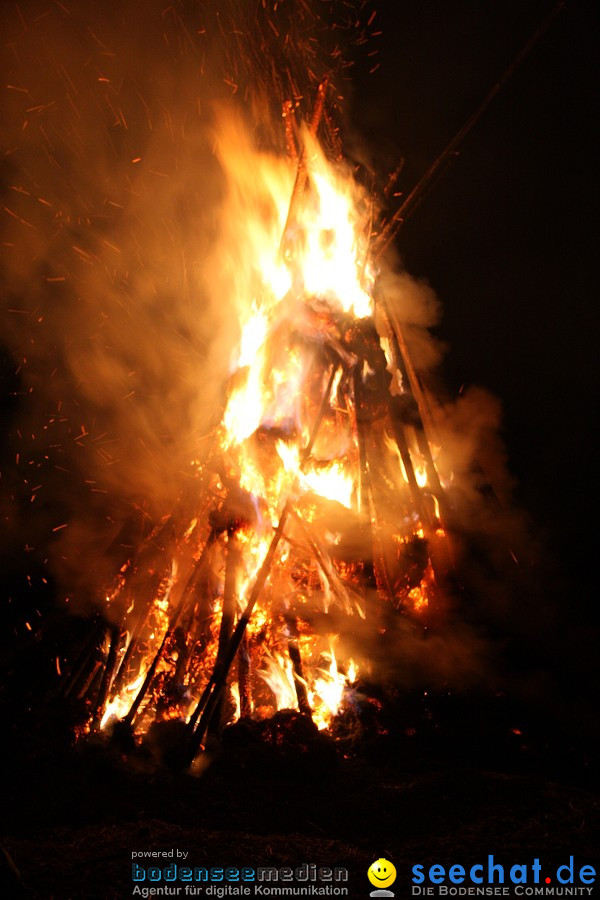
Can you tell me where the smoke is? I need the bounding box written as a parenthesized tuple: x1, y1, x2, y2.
(0, 0, 380, 594)
(0, 1, 539, 717)
(0, 1, 239, 601)
(378, 265, 445, 371)
(375, 255, 545, 701)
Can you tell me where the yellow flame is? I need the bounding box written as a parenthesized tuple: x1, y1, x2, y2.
(100, 669, 146, 729)
(97, 115, 377, 740)
(298, 136, 373, 318)
(236, 304, 270, 369)
(309, 641, 357, 731)
(258, 639, 358, 732)
(222, 360, 266, 449)
(275, 441, 354, 509)
(303, 462, 354, 509)
(414, 463, 427, 488)
(407, 584, 429, 614)
(259, 651, 297, 711)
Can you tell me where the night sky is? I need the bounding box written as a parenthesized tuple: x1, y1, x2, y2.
(350, 0, 598, 611)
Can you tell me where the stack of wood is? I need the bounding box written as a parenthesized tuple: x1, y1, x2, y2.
(59, 83, 455, 769)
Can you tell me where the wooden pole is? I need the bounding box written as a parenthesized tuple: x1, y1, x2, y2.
(122, 529, 218, 728)
(93, 623, 121, 725)
(352, 366, 396, 604)
(282, 99, 298, 162)
(61, 618, 103, 698)
(209, 527, 241, 733)
(286, 622, 312, 719)
(187, 364, 338, 760)
(375, 0, 565, 258)
(237, 634, 252, 718)
(279, 78, 329, 256)
(290, 511, 358, 614)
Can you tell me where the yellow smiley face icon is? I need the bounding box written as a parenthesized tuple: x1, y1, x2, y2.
(368, 858, 397, 889)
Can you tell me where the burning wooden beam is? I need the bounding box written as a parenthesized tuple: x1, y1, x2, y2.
(187, 364, 339, 760)
(121, 528, 218, 728)
(374, 0, 565, 258)
(280, 77, 329, 255)
(51, 62, 477, 765)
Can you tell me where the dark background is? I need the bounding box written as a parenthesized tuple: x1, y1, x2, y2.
(350, 0, 598, 612)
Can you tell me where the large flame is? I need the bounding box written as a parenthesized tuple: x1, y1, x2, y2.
(93, 110, 442, 744)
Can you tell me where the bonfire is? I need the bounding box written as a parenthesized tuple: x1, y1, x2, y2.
(54, 65, 459, 769)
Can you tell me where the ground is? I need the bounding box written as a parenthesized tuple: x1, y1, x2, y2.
(1, 722, 598, 899)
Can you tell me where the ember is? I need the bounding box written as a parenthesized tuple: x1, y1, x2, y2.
(1, 0, 558, 779)
(48, 71, 460, 767)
